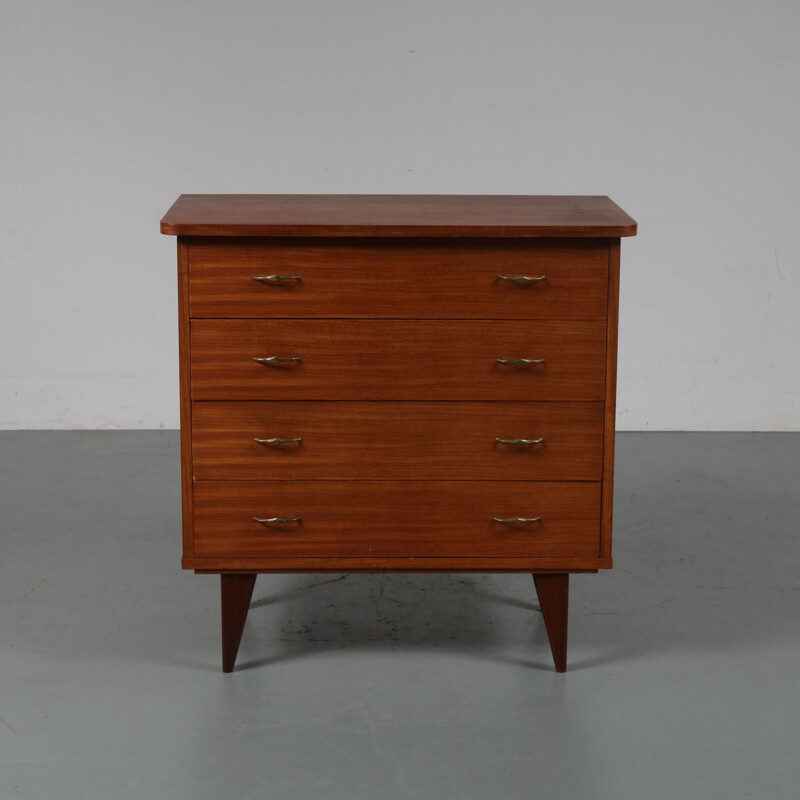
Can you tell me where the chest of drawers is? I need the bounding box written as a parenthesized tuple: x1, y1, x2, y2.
(161, 194, 637, 672)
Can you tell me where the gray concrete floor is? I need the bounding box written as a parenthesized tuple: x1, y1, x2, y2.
(0, 431, 798, 799)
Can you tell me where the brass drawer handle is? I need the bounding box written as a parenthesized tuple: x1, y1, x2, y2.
(254, 437, 303, 447)
(254, 516, 302, 526)
(252, 356, 302, 365)
(252, 274, 301, 284)
(495, 437, 544, 448)
(496, 357, 545, 367)
(497, 273, 546, 286)
(493, 516, 542, 527)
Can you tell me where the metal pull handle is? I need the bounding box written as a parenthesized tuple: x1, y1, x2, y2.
(254, 437, 303, 447)
(497, 273, 546, 286)
(252, 356, 302, 365)
(254, 516, 302, 526)
(496, 357, 545, 367)
(493, 517, 542, 526)
(252, 274, 301, 284)
(495, 437, 545, 448)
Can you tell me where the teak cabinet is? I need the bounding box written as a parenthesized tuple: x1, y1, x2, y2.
(161, 194, 637, 672)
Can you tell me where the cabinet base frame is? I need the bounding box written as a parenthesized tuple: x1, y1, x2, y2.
(189, 557, 611, 572)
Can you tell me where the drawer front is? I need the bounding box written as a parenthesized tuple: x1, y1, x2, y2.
(188, 239, 608, 319)
(191, 401, 604, 480)
(190, 319, 606, 401)
(192, 481, 601, 558)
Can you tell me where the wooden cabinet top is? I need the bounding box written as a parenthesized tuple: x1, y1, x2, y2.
(160, 194, 637, 238)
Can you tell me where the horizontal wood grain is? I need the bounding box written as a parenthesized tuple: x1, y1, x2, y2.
(191, 401, 604, 481)
(190, 319, 606, 401)
(188, 560, 610, 572)
(192, 481, 601, 559)
(165, 193, 637, 676)
(188, 239, 608, 319)
(161, 195, 638, 238)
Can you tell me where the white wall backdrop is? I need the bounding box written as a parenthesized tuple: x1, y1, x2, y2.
(1, 0, 798, 430)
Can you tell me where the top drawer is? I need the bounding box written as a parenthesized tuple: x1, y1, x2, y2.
(188, 238, 609, 319)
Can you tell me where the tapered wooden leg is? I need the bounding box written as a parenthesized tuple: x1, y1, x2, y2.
(221, 574, 257, 673)
(532, 573, 569, 673)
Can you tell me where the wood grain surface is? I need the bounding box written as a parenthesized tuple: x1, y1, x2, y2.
(188, 238, 608, 319)
(533, 573, 569, 672)
(601, 239, 621, 559)
(191, 401, 604, 481)
(220, 574, 256, 673)
(187, 557, 611, 572)
(161, 195, 638, 238)
(166, 193, 637, 674)
(190, 319, 606, 401)
(177, 238, 195, 561)
(192, 481, 601, 559)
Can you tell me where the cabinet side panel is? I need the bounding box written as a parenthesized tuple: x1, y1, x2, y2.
(177, 237, 194, 563)
(600, 239, 621, 560)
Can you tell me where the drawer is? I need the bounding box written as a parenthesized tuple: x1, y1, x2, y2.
(190, 319, 606, 401)
(188, 238, 608, 319)
(191, 401, 604, 480)
(192, 481, 602, 558)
